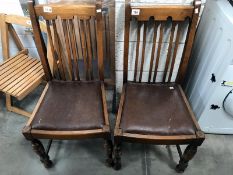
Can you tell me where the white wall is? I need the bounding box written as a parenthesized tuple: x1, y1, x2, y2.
(115, 0, 206, 92)
(0, 0, 39, 63)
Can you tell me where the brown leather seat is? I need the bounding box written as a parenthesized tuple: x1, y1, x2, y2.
(120, 82, 197, 136)
(31, 80, 104, 131)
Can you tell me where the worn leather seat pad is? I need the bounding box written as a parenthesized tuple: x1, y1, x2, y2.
(120, 82, 197, 135)
(31, 80, 104, 131)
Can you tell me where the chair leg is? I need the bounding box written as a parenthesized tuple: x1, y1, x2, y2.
(113, 143, 121, 170)
(6, 94, 31, 118)
(31, 139, 53, 168)
(104, 139, 113, 167)
(175, 144, 198, 173)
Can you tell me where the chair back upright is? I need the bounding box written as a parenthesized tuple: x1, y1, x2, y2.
(28, 0, 104, 82)
(123, 0, 201, 85)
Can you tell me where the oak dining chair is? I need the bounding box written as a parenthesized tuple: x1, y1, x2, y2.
(22, 0, 113, 168)
(113, 0, 205, 172)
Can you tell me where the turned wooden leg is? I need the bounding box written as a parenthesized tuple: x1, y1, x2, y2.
(113, 144, 121, 170)
(104, 139, 113, 167)
(175, 144, 198, 173)
(31, 139, 53, 168)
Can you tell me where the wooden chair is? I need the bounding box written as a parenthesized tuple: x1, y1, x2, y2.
(113, 0, 205, 172)
(22, 0, 112, 168)
(0, 14, 47, 117)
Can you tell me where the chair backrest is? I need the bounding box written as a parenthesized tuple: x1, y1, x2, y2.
(123, 0, 201, 85)
(0, 14, 46, 61)
(28, 0, 104, 82)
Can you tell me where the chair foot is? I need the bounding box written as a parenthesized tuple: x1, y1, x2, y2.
(113, 144, 121, 170)
(175, 144, 198, 173)
(31, 139, 53, 168)
(104, 139, 113, 167)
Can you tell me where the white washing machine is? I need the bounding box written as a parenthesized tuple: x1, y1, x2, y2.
(185, 0, 233, 134)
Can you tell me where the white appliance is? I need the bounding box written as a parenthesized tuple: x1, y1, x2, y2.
(185, 0, 233, 134)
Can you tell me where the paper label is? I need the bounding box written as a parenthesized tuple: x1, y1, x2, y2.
(195, 1, 202, 5)
(43, 6, 52, 13)
(131, 9, 140, 15)
(96, 9, 102, 13)
(26, 20, 31, 25)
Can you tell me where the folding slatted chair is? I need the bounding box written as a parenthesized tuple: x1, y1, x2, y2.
(22, 0, 112, 168)
(0, 14, 46, 117)
(113, 0, 205, 172)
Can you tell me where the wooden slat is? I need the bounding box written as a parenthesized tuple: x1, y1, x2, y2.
(47, 27, 55, 77)
(131, 5, 194, 21)
(61, 18, 73, 80)
(3, 64, 43, 92)
(90, 17, 97, 60)
(16, 70, 44, 100)
(139, 21, 147, 83)
(79, 19, 89, 80)
(55, 17, 72, 80)
(7, 63, 42, 94)
(148, 22, 158, 83)
(0, 55, 29, 80)
(0, 59, 38, 90)
(123, 3, 131, 83)
(8, 24, 24, 51)
(66, 19, 76, 80)
(12, 69, 44, 97)
(84, 19, 94, 80)
(0, 53, 25, 72)
(0, 55, 27, 75)
(34, 4, 96, 20)
(163, 22, 176, 82)
(133, 22, 142, 82)
(52, 19, 66, 80)
(68, 18, 80, 80)
(73, 16, 83, 60)
(153, 22, 164, 83)
(168, 23, 182, 82)
(46, 20, 59, 79)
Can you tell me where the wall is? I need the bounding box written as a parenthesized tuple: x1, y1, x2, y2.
(0, 0, 40, 63)
(115, 0, 206, 92)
